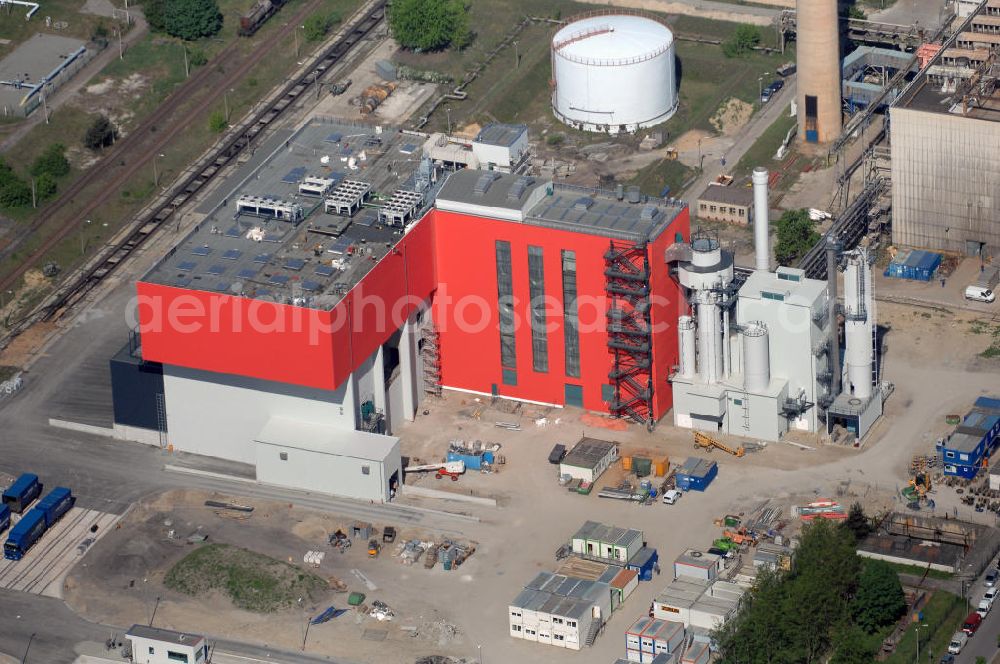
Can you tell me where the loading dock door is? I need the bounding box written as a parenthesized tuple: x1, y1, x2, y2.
(565, 384, 584, 407)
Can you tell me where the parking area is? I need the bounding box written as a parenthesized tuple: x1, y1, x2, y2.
(0, 506, 118, 597)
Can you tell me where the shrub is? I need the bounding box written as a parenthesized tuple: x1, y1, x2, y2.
(31, 143, 70, 179)
(390, 0, 471, 51)
(84, 115, 117, 151)
(145, 0, 222, 41)
(722, 24, 761, 58)
(208, 110, 227, 133)
(304, 11, 341, 42)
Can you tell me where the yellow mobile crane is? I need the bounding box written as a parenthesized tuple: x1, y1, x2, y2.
(693, 431, 746, 458)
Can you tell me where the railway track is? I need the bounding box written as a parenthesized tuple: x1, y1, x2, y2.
(0, 0, 386, 343)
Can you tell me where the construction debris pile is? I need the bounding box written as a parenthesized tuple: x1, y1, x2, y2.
(397, 538, 477, 570)
(791, 499, 847, 521)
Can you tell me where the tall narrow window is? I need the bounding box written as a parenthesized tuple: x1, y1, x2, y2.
(562, 250, 580, 378)
(528, 246, 548, 373)
(496, 241, 516, 369)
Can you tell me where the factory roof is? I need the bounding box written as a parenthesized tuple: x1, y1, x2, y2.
(572, 520, 643, 549)
(474, 123, 527, 147)
(895, 55, 1000, 123)
(739, 266, 827, 308)
(142, 119, 436, 308)
(553, 14, 673, 63)
(255, 417, 399, 461)
(696, 184, 754, 207)
(435, 170, 686, 241)
(562, 438, 619, 470)
(943, 431, 985, 454)
(126, 625, 205, 646)
(0, 34, 87, 111)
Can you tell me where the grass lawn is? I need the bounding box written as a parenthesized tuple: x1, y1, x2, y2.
(165, 543, 328, 612)
(883, 591, 967, 664)
(630, 158, 694, 198)
(734, 104, 796, 176)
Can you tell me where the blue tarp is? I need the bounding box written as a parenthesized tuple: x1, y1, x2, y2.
(446, 450, 495, 471)
(311, 606, 348, 624)
(884, 249, 942, 281)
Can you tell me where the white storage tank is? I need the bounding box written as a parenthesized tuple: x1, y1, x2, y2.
(742, 322, 770, 392)
(551, 13, 678, 134)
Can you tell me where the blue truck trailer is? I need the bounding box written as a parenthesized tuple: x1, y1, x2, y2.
(0, 504, 9, 535)
(2, 473, 42, 514)
(36, 487, 75, 527)
(4, 508, 47, 560)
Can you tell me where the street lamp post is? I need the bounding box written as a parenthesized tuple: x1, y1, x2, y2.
(153, 153, 166, 187)
(21, 632, 35, 664)
(914, 623, 928, 663)
(477, 644, 482, 664)
(513, 41, 519, 69)
(446, 107, 452, 135)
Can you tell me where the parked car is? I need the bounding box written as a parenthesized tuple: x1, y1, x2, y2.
(984, 587, 998, 605)
(962, 611, 982, 635)
(776, 62, 796, 76)
(769, 79, 785, 92)
(948, 631, 968, 654)
(548, 444, 567, 464)
(966, 285, 996, 303)
(985, 569, 999, 587)
(977, 598, 991, 618)
(760, 88, 772, 103)
(939, 653, 955, 664)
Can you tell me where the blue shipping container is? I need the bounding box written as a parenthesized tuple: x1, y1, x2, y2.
(884, 250, 942, 281)
(676, 458, 718, 492)
(445, 450, 495, 471)
(4, 508, 47, 560)
(0, 504, 9, 534)
(2, 473, 42, 514)
(36, 487, 74, 528)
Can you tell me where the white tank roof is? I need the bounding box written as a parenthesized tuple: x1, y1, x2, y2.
(553, 14, 673, 64)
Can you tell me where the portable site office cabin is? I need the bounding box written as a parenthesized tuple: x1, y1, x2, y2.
(126, 624, 208, 664)
(625, 617, 686, 662)
(560, 438, 619, 483)
(571, 520, 645, 563)
(673, 549, 720, 582)
(675, 457, 717, 491)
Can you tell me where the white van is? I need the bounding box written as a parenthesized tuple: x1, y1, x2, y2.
(662, 489, 681, 505)
(948, 631, 968, 655)
(965, 285, 996, 303)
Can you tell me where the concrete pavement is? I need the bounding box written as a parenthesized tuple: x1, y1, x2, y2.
(574, 0, 781, 25)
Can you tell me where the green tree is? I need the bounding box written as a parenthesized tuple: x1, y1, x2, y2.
(188, 47, 208, 67)
(848, 5, 866, 19)
(145, 0, 222, 40)
(774, 208, 820, 265)
(853, 559, 905, 633)
(208, 110, 228, 133)
(31, 143, 70, 179)
(304, 11, 341, 41)
(84, 115, 117, 150)
(0, 178, 32, 207)
(830, 624, 876, 664)
(722, 24, 761, 58)
(843, 502, 871, 542)
(34, 172, 57, 200)
(390, 0, 471, 51)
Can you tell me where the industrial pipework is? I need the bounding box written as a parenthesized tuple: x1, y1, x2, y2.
(752, 167, 770, 272)
(825, 236, 841, 397)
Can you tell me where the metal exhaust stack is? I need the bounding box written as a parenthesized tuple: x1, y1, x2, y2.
(752, 167, 770, 271)
(826, 236, 841, 397)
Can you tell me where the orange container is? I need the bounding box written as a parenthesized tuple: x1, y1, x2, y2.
(621, 456, 632, 471)
(653, 456, 670, 477)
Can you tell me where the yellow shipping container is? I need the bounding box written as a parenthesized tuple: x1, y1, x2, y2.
(622, 456, 632, 471)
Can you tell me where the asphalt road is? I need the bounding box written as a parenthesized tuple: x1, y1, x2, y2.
(957, 565, 1000, 664)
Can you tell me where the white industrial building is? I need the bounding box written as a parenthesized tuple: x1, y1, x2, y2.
(652, 577, 745, 630)
(423, 123, 530, 174)
(126, 625, 207, 664)
(551, 13, 678, 134)
(669, 168, 888, 442)
(672, 549, 721, 582)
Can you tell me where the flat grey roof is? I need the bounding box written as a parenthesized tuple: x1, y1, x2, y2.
(475, 122, 527, 147)
(562, 438, 618, 470)
(255, 416, 400, 461)
(0, 34, 87, 111)
(143, 119, 437, 308)
(126, 624, 205, 646)
(739, 267, 827, 308)
(436, 170, 686, 241)
(697, 185, 753, 207)
(572, 520, 643, 549)
(675, 548, 720, 569)
(655, 577, 709, 608)
(677, 457, 716, 479)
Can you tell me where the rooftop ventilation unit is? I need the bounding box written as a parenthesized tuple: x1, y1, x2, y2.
(639, 204, 659, 221)
(473, 172, 502, 196)
(507, 176, 536, 201)
(573, 196, 595, 211)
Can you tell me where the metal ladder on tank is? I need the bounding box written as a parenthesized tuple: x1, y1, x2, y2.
(870, 294, 879, 390)
(155, 393, 168, 449)
(741, 391, 751, 432)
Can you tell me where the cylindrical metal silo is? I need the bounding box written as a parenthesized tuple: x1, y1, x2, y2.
(752, 167, 770, 272)
(551, 13, 678, 134)
(678, 315, 696, 377)
(696, 292, 722, 384)
(843, 250, 873, 399)
(796, 0, 842, 143)
(742, 322, 770, 393)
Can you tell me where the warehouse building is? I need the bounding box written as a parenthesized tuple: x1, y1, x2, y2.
(114, 119, 690, 500)
(890, 2, 1000, 255)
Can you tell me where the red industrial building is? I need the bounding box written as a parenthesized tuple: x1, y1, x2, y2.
(112, 121, 689, 497)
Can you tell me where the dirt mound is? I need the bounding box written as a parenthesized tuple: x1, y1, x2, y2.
(711, 98, 754, 136)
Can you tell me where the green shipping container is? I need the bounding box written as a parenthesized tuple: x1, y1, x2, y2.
(724, 515, 741, 527)
(633, 457, 652, 478)
(348, 592, 366, 606)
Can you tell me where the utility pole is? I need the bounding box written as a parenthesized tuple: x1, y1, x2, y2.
(20, 633, 35, 664)
(513, 41, 519, 68)
(41, 91, 49, 125)
(117, 27, 123, 59)
(182, 45, 189, 77)
(294, 27, 300, 58)
(30, 178, 35, 208)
